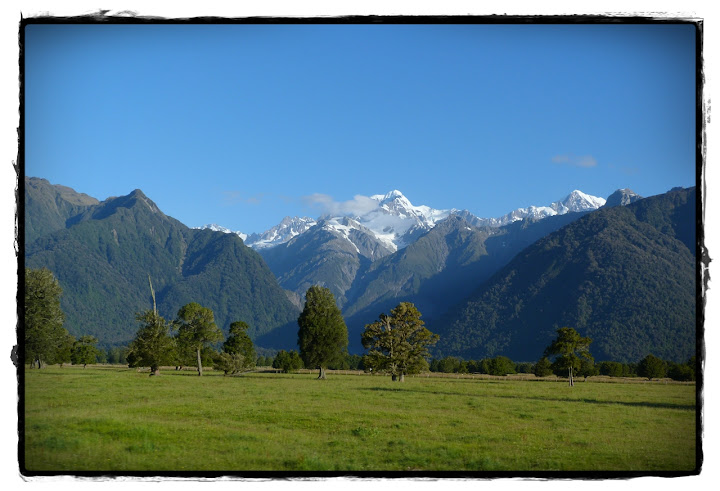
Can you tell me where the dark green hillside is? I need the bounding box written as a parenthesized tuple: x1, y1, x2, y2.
(341, 212, 591, 351)
(25, 177, 99, 245)
(158, 229, 299, 341)
(436, 188, 696, 363)
(25, 186, 300, 347)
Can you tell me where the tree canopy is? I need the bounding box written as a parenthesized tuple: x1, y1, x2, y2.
(637, 354, 668, 380)
(25, 268, 72, 368)
(273, 350, 304, 373)
(71, 335, 101, 368)
(216, 321, 256, 375)
(297, 286, 348, 379)
(127, 310, 175, 376)
(175, 302, 224, 376)
(361, 302, 438, 382)
(544, 327, 593, 387)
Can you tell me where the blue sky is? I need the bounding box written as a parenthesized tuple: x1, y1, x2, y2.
(25, 23, 697, 234)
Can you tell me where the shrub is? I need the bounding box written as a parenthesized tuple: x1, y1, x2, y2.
(668, 362, 694, 382)
(533, 357, 553, 377)
(515, 362, 534, 374)
(637, 354, 668, 381)
(486, 356, 516, 376)
(272, 350, 304, 373)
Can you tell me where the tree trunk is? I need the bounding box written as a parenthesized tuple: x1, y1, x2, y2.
(398, 373, 405, 382)
(568, 366, 574, 387)
(150, 365, 160, 376)
(391, 374, 397, 382)
(197, 348, 203, 376)
(317, 366, 326, 380)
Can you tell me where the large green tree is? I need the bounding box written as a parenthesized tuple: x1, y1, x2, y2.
(216, 321, 256, 376)
(127, 310, 175, 376)
(24, 268, 72, 368)
(637, 354, 668, 381)
(543, 327, 593, 387)
(71, 335, 101, 368)
(175, 302, 224, 376)
(297, 286, 348, 380)
(361, 302, 438, 382)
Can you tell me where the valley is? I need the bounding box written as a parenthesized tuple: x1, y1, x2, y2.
(24, 177, 697, 363)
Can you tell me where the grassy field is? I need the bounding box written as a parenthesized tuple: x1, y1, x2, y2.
(22, 366, 698, 473)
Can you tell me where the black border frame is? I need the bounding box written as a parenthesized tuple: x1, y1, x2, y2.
(16, 13, 706, 480)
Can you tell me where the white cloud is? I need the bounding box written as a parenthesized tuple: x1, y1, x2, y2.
(302, 193, 380, 217)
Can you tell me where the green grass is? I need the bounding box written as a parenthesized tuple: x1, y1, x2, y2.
(23, 367, 697, 472)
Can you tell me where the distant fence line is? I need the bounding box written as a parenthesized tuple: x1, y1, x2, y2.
(40, 364, 694, 385)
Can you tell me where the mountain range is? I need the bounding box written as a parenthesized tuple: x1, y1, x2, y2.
(24, 177, 300, 346)
(435, 186, 696, 363)
(200, 188, 609, 252)
(24, 177, 696, 363)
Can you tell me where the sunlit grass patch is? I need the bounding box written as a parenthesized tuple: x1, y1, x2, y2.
(23, 367, 696, 472)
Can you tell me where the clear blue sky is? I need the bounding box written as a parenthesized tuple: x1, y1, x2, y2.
(25, 23, 697, 234)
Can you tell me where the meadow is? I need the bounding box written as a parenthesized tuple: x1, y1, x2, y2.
(22, 366, 698, 473)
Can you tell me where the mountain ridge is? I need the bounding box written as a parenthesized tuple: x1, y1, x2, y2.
(24, 177, 301, 347)
(434, 187, 696, 363)
(199, 188, 610, 253)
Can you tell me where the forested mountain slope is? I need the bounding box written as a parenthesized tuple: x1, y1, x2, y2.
(25, 183, 300, 347)
(24, 177, 99, 245)
(435, 187, 696, 363)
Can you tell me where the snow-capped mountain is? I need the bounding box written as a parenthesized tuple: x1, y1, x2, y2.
(201, 189, 607, 253)
(197, 223, 248, 241)
(347, 190, 455, 251)
(462, 190, 607, 228)
(245, 216, 317, 249)
(316, 216, 396, 260)
(553, 190, 607, 213)
(602, 188, 642, 208)
(195, 217, 316, 248)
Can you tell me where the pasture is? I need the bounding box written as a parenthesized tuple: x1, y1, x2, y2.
(22, 367, 697, 473)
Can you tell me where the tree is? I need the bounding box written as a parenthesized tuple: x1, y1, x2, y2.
(71, 335, 101, 368)
(175, 302, 224, 376)
(297, 286, 348, 380)
(543, 327, 593, 387)
(127, 310, 175, 376)
(533, 357, 553, 377)
(577, 358, 599, 380)
(46, 330, 75, 367)
(272, 350, 304, 373)
(637, 354, 668, 381)
(24, 268, 71, 368)
(216, 321, 256, 376)
(668, 360, 695, 381)
(486, 356, 516, 376)
(361, 302, 439, 382)
(515, 362, 534, 374)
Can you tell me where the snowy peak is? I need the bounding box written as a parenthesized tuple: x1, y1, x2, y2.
(246, 216, 317, 250)
(462, 190, 607, 228)
(370, 189, 406, 203)
(196, 223, 248, 241)
(602, 188, 642, 208)
(208, 188, 609, 253)
(553, 190, 606, 214)
(195, 216, 316, 247)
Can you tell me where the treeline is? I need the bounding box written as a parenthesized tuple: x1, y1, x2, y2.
(25, 267, 696, 384)
(428, 354, 696, 382)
